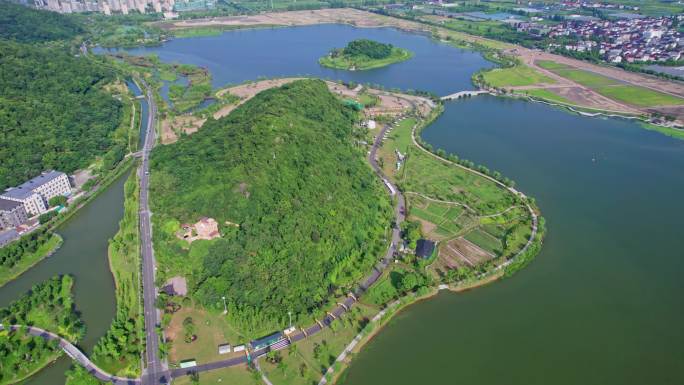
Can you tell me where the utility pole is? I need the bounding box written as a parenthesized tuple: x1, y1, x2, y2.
(288, 311, 292, 328)
(222, 296, 227, 315)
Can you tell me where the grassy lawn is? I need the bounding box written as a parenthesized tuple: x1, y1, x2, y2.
(524, 89, 573, 104)
(260, 304, 378, 385)
(376, 117, 416, 179)
(167, 304, 249, 366)
(172, 364, 258, 385)
(536, 60, 684, 107)
(401, 148, 519, 214)
(595, 85, 684, 107)
(0, 233, 62, 288)
(319, 47, 413, 71)
(482, 64, 554, 87)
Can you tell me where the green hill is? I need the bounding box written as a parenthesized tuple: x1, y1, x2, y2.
(0, 2, 83, 42)
(150, 79, 392, 333)
(0, 40, 123, 189)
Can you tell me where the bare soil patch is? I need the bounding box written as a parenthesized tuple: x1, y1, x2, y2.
(447, 237, 494, 266)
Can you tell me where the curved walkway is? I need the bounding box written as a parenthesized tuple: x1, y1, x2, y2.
(4, 325, 140, 385)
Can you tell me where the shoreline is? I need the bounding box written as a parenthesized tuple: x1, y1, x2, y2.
(0, 234, 62, 289)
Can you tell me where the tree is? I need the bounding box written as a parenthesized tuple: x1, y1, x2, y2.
(399, 272, 420, 293)
(48, 195, 68, 208)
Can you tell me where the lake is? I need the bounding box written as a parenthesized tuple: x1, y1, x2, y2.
(343, 96, 684, 385)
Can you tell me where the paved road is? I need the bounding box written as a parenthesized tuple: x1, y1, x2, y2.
(2, 325, 140, 384)
(137, 81, 170, 385)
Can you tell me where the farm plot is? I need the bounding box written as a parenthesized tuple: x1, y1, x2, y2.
(464, 228, 503, 256)
(408, 197, 475, 240)
(444, 237, 496, 267)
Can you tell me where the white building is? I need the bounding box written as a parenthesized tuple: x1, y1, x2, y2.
(1, 171, 72, 216)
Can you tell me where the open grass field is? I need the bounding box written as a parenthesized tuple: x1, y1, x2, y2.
(482, 64, 555, 87)
(536, 60, 684, 107)
(377, 117, 416, 179)
(401, 147, 519, 214)
(596, 85, 684, 107)
(172, 364, 258, 385)
(167, 304, 248, 366)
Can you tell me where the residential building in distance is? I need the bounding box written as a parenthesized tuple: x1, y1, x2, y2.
(0, 198, 28, 230)
(1, 170, 72, 216)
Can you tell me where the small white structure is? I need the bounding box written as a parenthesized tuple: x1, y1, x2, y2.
(233, 345, 246, 352)
(367, 120, 377, 129)
(179, 360, 197, 369)
(283, 326, 296, 335)
(218, 343, 231, 354)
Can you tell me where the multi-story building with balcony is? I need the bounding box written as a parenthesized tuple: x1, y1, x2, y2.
(1, 170, 72, 216)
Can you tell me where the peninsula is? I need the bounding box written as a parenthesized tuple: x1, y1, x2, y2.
(319, 39, 413, 71)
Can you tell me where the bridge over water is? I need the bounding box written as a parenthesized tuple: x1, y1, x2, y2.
(441, 90, 490, 101)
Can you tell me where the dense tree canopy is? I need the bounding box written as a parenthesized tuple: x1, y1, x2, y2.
(150, 80, 392, 333)
(343, 39, 393, 59)
(0, 40, 123, 189)
(0, 2, 83, 42)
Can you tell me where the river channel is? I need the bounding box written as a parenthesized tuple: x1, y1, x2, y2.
(8, 23, 683, 384)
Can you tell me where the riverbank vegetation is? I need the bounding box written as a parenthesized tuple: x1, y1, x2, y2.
(95, 172, 143, 377)
(319, 39, 413, 70)
(0, 275, 84, 385)
(150, 79, 392, 336)
(0, 230, 62, 288)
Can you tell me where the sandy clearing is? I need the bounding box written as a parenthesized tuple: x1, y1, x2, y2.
(160, 77, 431, 144)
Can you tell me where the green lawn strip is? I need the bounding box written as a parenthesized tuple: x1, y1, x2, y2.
(553, 68, 619, 88)
(595, 85, 684, 107)
(482, 64, 555, 87)
(319, 47, 413, 71)
(641, 123, 684, 140)
(523, 88, 573, 104)
(172, 364, 258, 385)
(0, 234, 62, 288)
(410, 206, 444, 225)
(536, 60, 569, 71)
(89, 172, 143, 377)
(464, 228, 502, 255)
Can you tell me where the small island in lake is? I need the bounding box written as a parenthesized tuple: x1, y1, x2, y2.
(319, 39, 413, 71)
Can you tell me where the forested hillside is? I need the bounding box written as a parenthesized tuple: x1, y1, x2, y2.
(0, 40, 123, 189)
(150, 79, 392, 333)
(0, 2, 83, 42)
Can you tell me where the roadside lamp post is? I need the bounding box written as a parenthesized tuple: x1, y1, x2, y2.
(222, 296, 227, 315)
(288, 311, 292, 328)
